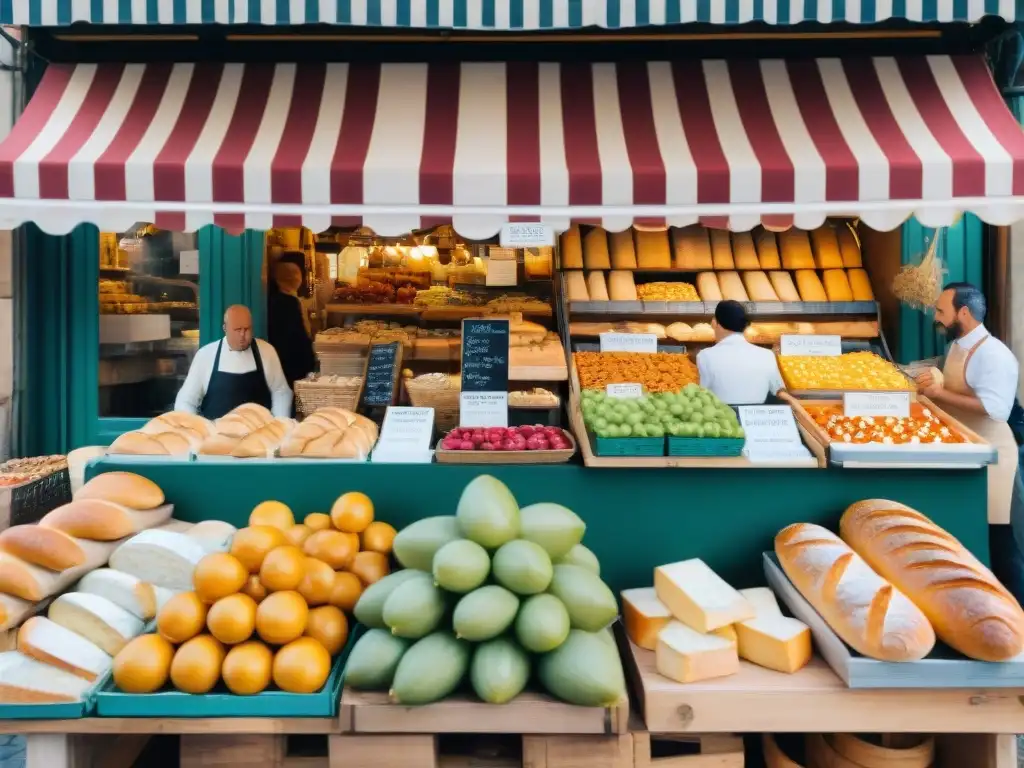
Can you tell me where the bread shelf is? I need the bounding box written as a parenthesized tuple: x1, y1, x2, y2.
(568, 300, 879, 317)
(324, 304, 553, 320)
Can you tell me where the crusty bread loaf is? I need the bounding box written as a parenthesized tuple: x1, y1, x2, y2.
(108, 430, 192, 456)
(717, 271, 749, 302)
(754, 228, 781, 269)
(607, 271, 638, 302)
(0, 525, 117, 571)
(40, 499, 173, 541)
(608, 230, 637, 269)
(634, 229, 671, 269)
(810, 226, 844, 269)
(198, 434, 240, 456)
(696, 273, 722, 302)
(768, 271, 801, 302)
(709, 229, 734, 270)
(731, 232, 760, 270)
(742, 272, 778, 302)
(840, 499, 1024, 661)
(560, 226, 584, 269)
(231, 419, 294, 459)
(233, 403, 273, 422)
(779, 229, 814, 269)
(847, 268, 875, 301)
(672, 226, 714, 270)
(585, 271, 609, 301)
(0, 594, 36, 633)
(141, 412, 214, 438)
(565, 271, 589, 301)
(837, 225, 862, 267)
(17, 616, 111, 681)
(583, 227, 611, 269)
(75, 472, 165, 509)
(775, 522, 935, 662)
(0, 542, 118, 602)
(214, 404, 274, 438)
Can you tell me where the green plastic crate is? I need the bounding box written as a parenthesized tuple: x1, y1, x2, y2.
(591, 434, 666, 457)
(95, 627, 359, 718)
(667, 437, 745, 457)
(0, 669, 110, 720)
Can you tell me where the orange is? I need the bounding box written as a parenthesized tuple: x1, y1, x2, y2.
(303, 530, 357, 570)
(259, 545, 307, 592)
(255, 591, 308, 645)
(360, 521, 397, 555)
(297, 557, 336, 606)
(330, 492, 374, 534)
(349, 551, 390, 586)
(193, 553, 248, 604)
(304, 605, 348, 656)
(206, 593, 258, 645)
(284, 524, 313, 547)
(249, 500, 295, 531)
(231, 526, 287, 574)
(328, 571, 363, 613)
(241, 574, 268, 604)
(304, 513, 332, 532)
(157, 592, 208, 645)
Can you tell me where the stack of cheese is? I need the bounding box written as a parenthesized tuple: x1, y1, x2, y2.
(109, 411, 216, 457)
(621, 558, 812, 684)
(279, 407, 379, 460)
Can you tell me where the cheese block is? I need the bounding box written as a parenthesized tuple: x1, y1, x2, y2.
(742, 271, 778, 302)
(48, 592, 143, 656)
(717, 271, 749, 303)
(565, 271, 589, 302)
(847, 268, 874, 301)
(186, 520, 237, 554)
(0, 594, 36, 633)
(731, 232, 760, 270)
(672, 226, 714, 270)
(0, 525, 117, 571)
(735, 614, 812, 674)
(810, 226, 844, 269)
(560, 226, 583, 269)
(754, 229, 782, 270)
(779, 229, 814, 269)
(17, 616, 112, 681)
(109, 529, 208, 592)
(0, 651, 93, 703)
(822, 269, 853, 302)
(739, 587, 782, 617)
(696, 272, 722, 302)
(621, 587, 671, 650)
(656, 620, 740, 684)
(583, 227, 611, 269)
(654, 559, 754, 632)
(837, 225, 862, 267)
(75, 568, 160, 620)
(75, 472, 165, 510)
(635, 229, 672, 269)
(712, 625, 738, 644)
(709, 230, 734, 270)
(794, 270, 827, 302)
(585, 271, 609, 302)
(609, 230, 637, 269)
(608, 270, 638, 302)
(40, 499, 173, 541)
(0, 542, 118, 602)
(768, 271, 801, 302)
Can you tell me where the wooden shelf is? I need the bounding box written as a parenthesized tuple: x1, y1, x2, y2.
(0, 717, 336, 734)
(324, 304, 553, 320)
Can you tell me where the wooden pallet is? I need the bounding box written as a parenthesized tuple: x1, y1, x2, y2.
(632, 731, 744, 768)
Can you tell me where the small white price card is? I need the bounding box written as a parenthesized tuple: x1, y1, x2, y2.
(738, 405, 810, 462)
(459, 392, 509, 428)
(843, 392, 911, 419)
(485, 257, 518, 287)
(606, 383, 642, 399)
(372, 407, 434, 464)
(780, 334, 841, 356)
(599, 332, 658, 354)
(500, 223, 555, 248)
(178, 250, 199, 275)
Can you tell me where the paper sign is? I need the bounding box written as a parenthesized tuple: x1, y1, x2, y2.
(178, 250, 199, 275)
(738, 406, 806, 459)
(780, 334, 841, 356)
(460, 392, 509, 428)
(372, 407, 434, 463)
(607, 383, 643, 399)
(500, 223, 555, 248)
(843, 392, 911, 419)
(599, 333, 658, 354)
(485, 258, 518, 287)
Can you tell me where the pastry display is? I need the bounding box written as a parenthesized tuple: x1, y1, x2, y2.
(805, 404, 965, 445)
(573, 351, 699, 392)
(778, 352, 912, 392)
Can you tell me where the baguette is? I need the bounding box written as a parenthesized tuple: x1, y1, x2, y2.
(0, 652, 92, 703)
(754, 228, 781, 270)
(75, 472, 165, 510)
(709, 229, 734, 270)
(696, 273, 722, 302)
(17, 616, 111, 681)
(634, 229, 672, 269)
(0, 525, 117, 571)
(672, 226, 714, 270)
(608, 230, 637, 269)
(775, 522, 935, 662)
(198, 434, 240, 456)
(560, 226, 584, 269)
(840, 499, 1024, 661)
(731, 232, 760, 270)
(583, 227, 611, 269)
(837, 225, 862, 267)
(0, 541, 118, 602)
(40, 499, 173, 541)
(108, 430, 192, 456)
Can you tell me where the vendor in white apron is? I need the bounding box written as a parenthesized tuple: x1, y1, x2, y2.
(916, 283, 1024, 600)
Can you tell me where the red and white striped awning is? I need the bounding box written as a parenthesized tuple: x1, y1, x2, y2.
(2, 56, 1024, 236)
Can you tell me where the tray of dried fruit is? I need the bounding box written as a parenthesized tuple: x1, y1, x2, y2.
(781, 394, 996, 469)
(435, 426, 577, 464)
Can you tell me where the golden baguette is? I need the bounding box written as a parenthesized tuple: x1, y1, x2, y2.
(560, 226, 583, 269)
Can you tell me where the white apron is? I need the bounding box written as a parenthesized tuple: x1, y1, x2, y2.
(941, 335, 1019, 524)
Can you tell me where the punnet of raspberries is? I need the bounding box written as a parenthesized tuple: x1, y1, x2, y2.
(440, 425, 571, 452)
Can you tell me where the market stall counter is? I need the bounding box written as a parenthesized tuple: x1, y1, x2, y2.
(85, 459, 989, 594)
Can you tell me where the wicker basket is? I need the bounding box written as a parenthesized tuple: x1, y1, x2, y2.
(294, 379, 364, 417)
(317, 352, 368, 377)
(405, 378, 461, 432)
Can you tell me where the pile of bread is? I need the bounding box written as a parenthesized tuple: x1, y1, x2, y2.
(0, 471, 237, 703)
(107, 404, 379, 461)
(777, 499, 1024, 663)
(569, 320, 880, 345)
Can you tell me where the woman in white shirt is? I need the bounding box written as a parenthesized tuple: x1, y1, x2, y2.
(696, 301, 784, 406)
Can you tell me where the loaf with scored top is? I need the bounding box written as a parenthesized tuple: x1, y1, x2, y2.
(840, 499, 1024, 661)
(775, 522, 935, 661)
(231, 418, 294, 459)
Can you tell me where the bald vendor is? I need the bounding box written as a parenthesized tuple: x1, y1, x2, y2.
(174, 305, 293, 419)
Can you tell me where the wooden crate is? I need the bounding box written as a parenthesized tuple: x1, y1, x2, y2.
(633, 730, 743, 768)
(179, 733, 336, 768)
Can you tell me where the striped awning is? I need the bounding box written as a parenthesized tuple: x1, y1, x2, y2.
(7, 0, 1022, 26)
(2, 55, 1023, 236)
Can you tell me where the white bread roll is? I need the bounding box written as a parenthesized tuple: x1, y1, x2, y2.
(48, 593, 143, 656)
(108, 430, 192, 456)
(75, 569, 159, 620)
(186, 521, 237, 554)
(75, 472, 164, 510)
(0, 651, 92, 703)
(40, 499, 173, 541)
(140, 412, 214, 438)
(0, 594, 36, 633)
(775, 523, 935, 662)
(0, 525, 116, 571)
(109, 529, 207, 591)
(231, 419, 294, 459)
(17, 616, 111, 681)
(0, 541, 118, 602)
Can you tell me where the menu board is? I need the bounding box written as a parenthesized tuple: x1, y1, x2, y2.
(361, 342, 402, 407)
(460, 319, 510, 393)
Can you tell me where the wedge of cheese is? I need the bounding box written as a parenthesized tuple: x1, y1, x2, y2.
(656, 621, 740, 684)
(560, 226, 584, 269)
(754, 229, 782, 270)
(739, 587, 782, 617)
(712, 625, 738, 645)
(621, 587, 672, 650)
(735, 615, 812, 674)
(672, 226, 714, 270)
(731, 232, 760, 270)
(654, 559, 754, 632)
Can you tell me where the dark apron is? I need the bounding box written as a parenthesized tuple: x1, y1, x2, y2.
(199, 339, 273, 420)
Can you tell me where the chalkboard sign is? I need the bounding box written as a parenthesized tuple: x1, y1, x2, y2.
(361, 342, 403, 407)
(461, 319, 510, 393)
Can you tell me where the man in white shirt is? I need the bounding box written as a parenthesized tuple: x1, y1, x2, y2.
(916, 283, 1023, 599)
(174, 305, 293, 420)
(696, 300, 785, 405)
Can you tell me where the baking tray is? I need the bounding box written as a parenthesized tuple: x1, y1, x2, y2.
(763, 553, 1024, 688)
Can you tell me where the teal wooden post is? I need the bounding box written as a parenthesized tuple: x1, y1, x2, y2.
(198, 228, 266, 343)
